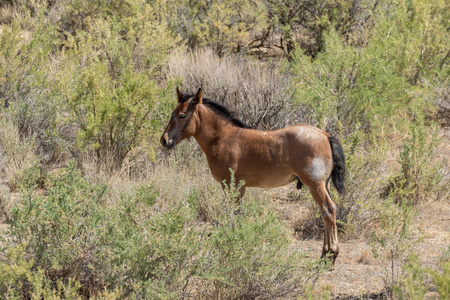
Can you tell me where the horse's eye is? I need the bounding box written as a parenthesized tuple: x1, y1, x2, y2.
(180, 114, 186, 119)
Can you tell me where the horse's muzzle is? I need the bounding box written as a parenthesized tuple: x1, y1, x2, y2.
(160, 134, 175, 149)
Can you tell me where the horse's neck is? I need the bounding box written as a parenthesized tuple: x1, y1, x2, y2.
(193, 107, 236, 155)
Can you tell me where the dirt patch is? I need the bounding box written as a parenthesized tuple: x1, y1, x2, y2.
(266, 176, 450, 299)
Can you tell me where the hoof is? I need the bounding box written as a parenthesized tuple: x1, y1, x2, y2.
(321, 245, 339, 266)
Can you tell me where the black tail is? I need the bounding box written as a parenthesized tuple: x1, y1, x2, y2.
(329, 136, 346, 194)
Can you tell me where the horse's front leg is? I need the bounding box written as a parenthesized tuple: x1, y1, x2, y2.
(237, 186, 246, 206)
(234, 186, 246, 216)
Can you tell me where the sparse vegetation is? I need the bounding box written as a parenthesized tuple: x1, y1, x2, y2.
(0, 0, 448, 298)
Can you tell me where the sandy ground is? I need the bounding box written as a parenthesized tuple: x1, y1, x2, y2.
(265, 184, 449, 299)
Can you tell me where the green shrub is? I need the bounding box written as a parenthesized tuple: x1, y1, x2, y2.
(291, 26, 412, 136)
(430, 261, 450, 299)
(392, 255, 429, 300)
(370, 196, 422, 295)
(100, 170, 324, 299)
(289, 0, 448, 241)
(7, 162, 109, 297)
(199, 200, 323, 299)
(291, 0, 448, 135)
(0, 243, 82, 299)
(334, 131, 390, 236)
(0, 6, 61, 162)
(97, 187, 202, 298)
(1, 162, 322, 298)
(393, 253, 450, 300)
(0, 1, 180, 171)
(150, 0, 268, 55)
(8, 163, 47, 192)
(54, 4, 178, 171)
(372, 0, 449, 85)
(395, 121, 444, 204)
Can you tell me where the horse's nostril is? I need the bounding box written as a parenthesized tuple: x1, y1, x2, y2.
(160, 136, 167, 146)
(161, 135, 175, 149)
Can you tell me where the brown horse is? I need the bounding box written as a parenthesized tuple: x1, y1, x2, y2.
(161, 88, 346, 263)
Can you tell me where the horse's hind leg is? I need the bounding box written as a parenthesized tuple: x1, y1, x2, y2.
(308, 181, 339, 264)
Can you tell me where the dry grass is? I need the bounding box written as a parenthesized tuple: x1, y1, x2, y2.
(167, 48, 309, 130)
(357, 249, 376, 265)
(0, 113, 37, 183)
(0, 2, 15, 25)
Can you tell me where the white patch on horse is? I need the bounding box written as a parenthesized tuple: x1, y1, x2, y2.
(295, 128, 304, 138)
(307, 157, 326, 182)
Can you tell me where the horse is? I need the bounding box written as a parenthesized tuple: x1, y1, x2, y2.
(160, 88, 346, 264)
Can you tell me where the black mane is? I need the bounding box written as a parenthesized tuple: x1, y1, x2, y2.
(180, 91, 251, 128)
(203, 99, 252, 129)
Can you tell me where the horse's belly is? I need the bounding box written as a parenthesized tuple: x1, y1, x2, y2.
(208, 156, 296, 189)
(244, 173, 297, 189)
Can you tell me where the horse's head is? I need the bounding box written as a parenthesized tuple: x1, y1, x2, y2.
(160, 88, 203, 149)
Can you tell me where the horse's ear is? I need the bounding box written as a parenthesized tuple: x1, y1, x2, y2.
(191, 88, 203, 105)
(176, 87, 186, 103)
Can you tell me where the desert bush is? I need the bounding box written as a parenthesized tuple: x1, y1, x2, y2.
(197, 203, 323, 299)
(8, 163, 47, 193)
(0, 243, 83, 299)
(1, 161, 324, 298)
(0, 6, 61, 163)
(183, 172, 325, 299)
(291, 27, 416, 137)
(99, 194, 202, 298)
(0, 1, 180, 172)
(429, 261, 450, 299)
(289, 0, 449, 240)
(167, 48, 305, 130)
(391, 121, 445, 205)
(333, 132, 391, 236)
(54, 2, 178, 171)
(291, 0, 448, 135)
(3, 0, 449, 62)
(392, 254, 430, 300)
(262, 0, 376, 57)
(6, 162, 110, 297)
(373, 0, 449, 85)
(0, 111, 39, 221)
(163, 0, 269, 56)
(0, 1, 16, 25)
(148, 0, 383, 57)
(370, 196, 422, 296)
(60, 0, 133, 33)
(392, 253, 450, 299)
